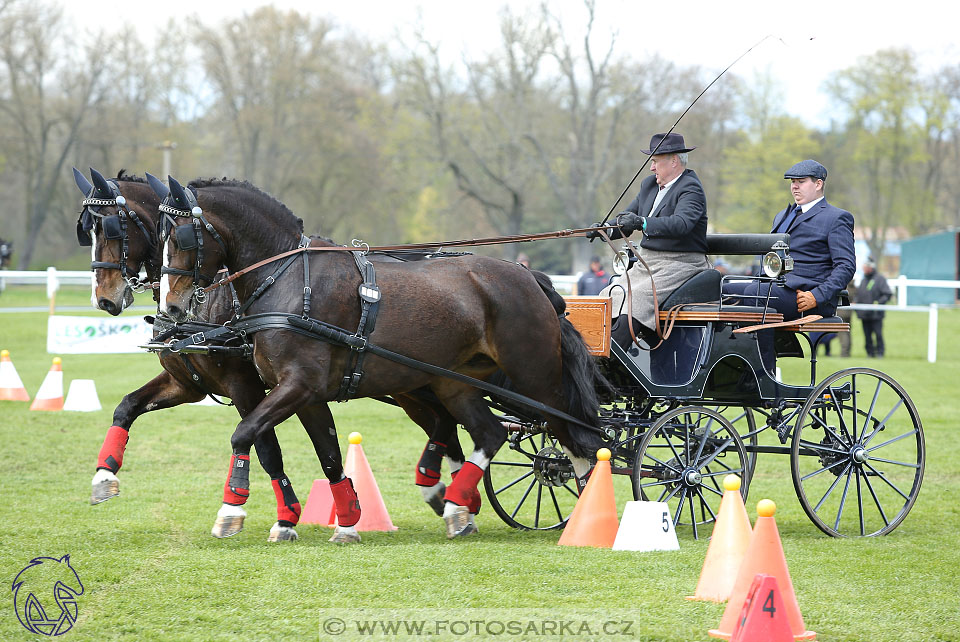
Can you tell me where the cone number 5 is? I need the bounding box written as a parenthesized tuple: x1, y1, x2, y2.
(661, 511, 669, 533)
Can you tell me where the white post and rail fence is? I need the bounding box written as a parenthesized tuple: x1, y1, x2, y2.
(2, 269, 957, 363)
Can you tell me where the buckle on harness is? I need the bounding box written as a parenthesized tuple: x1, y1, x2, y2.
(190, 332, 206, 345)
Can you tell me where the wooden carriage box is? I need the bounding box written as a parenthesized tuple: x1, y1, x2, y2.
(563, 296, 611, 357)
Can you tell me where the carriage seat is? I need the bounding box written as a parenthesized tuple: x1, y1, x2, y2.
(780, 315, 850, 333)
(659, 269, 721, 310)
(657, 303, 783, 325)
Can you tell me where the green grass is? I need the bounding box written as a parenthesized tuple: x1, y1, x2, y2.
(0, 288, 958, 641)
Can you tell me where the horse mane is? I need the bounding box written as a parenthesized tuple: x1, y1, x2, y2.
(188, 177, 303, 234)
(115, 169, 147, 183)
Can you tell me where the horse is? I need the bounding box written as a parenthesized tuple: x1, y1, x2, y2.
(157, 175, 606, 539)
(74, 168, 471, 542)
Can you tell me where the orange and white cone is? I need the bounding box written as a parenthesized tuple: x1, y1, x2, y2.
(0, 349, 30, 401)
(558, 448, 620, 548)
(339, 432, 397, 531)
(687, 474, 753, 602)
(30, 357, 64, 411)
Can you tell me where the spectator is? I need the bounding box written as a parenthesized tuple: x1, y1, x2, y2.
(516, 253, 530, 269)
(576, 256, 611, 295)
(855, 258, 892, 357)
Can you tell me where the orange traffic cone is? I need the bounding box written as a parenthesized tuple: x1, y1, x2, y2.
(709, 500, 816, 641)
(30, 357, 64, 411)
(339, 432, 397, 531)
(558, 448, 619, 548)
(299, 479, 336, 526)
(687, 474, 753, 602)
(0, 349, 30, 401)
(730, 574, 795, 642)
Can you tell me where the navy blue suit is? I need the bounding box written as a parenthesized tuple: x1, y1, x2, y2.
(726, 198, 856, 320)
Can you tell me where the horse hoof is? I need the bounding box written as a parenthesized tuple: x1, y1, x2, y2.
(211, 504, 246, 538)
(267, 523, 298, 542)
(90, 470, 119, 505)
(424, 482, 446, 517)
(444, 506, 477, 539)
(328, 527, 361, 544)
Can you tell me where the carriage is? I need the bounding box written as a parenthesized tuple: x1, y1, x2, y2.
(482, 234, 924, 539)
(75, 168, 923, 541)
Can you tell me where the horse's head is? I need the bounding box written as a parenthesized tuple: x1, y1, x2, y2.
(73, 168, 163, 315)
(157, 175, 228, 322)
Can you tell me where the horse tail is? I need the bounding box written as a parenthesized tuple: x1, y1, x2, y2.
(531, 271, 608, 458)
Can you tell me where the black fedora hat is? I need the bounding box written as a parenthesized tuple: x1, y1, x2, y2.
(641, 132, 696, 155)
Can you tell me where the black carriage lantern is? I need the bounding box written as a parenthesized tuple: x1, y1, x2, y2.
(761, 240, 794, 281)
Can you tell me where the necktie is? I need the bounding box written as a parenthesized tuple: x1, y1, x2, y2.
(779, 205, 801, 232)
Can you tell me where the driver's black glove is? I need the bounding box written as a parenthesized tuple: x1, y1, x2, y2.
(585, 222, 606, 240)
(615, 212, 645, 236)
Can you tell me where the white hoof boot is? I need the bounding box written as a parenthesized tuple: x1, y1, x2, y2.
(421, 482, 446, 516)
(443, 504, 477, 539)
(91, 469, 120, 505)
(211, 503, 246, 538)
(267, 522, 298, 542)
(328, 526, 361, 544)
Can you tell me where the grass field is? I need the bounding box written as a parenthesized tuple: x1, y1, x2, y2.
(1, 286, 959, 641)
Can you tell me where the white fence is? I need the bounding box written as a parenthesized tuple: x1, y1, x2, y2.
(2, 269, 957, 362)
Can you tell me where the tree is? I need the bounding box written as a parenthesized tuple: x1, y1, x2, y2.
(0, 0, 111, 268)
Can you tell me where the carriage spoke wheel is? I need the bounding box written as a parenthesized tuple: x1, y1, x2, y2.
(483, 429, 578, 530)
(791, 367, 924, 537)
(632, 406, 749, 540)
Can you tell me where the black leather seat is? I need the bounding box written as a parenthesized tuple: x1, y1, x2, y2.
(659, 269, 721, 309)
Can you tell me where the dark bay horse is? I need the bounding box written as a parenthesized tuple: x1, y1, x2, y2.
(74, 168, 470, 542)
(158, 176, 605, 539)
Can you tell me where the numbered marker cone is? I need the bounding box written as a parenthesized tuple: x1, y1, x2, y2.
(612, 501, 679, 551)
(709, 500, 816, 641)
(730, 574, 794, 642)
(688, 474, 753, 602)
(30, 357, 64, 411)
(299, 479, 336, 527)
(63, 379, 101, 412)
(0, 350, 30, 401)
(339, 433, 397, 531)
(558, 449, 619, 548)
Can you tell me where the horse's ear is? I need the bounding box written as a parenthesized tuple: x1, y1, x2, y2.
(167, 175, 189, 210)
(89, 167, 113, 198)
(72, 167, 93, 195)
(145, 172, 170, 199)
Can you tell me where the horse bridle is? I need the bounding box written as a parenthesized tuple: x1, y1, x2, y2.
(158, 188, 227, 305)
(77, 181, 158, 295)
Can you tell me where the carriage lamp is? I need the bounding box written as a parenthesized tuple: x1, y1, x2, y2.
(761, 241, 794, 279)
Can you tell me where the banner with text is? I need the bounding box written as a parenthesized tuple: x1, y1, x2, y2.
(47, 315, 152, 354)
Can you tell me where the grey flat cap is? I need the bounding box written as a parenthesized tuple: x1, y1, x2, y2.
(784, 159, 827, 180)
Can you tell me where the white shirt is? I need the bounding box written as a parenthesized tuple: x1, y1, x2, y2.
(649, 173, 683, 215)
(797, 196, 824, 213)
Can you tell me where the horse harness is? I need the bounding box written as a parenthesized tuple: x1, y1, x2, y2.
(157, 186, 228, 304)
(77, 179, 158, 297)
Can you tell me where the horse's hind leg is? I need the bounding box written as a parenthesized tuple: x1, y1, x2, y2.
(395, 392, 471, 517)
(92, 371, 205, 504)
(432, 388, 507, 538)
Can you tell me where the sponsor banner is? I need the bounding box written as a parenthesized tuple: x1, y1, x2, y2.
(47, 315, 152, 354)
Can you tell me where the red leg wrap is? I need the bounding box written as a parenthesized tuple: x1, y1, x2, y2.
(223, 454, 251, 506)
(415, 440, 447, 486)
(271, 476, 302, 525)
(330, 477, 361, 527)
(97, 425, 129, 473)
(450, 468, 483, 515)
(445, 462, 484, 510)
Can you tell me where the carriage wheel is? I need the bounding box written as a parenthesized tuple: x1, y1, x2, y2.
(482, 428, 578, 530)
(631, 406, 749, 539)
(790, 368, 924, 537)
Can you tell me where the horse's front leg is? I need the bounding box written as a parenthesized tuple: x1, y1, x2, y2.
(297, 403, 363, 544)
(212, 383, 309, 538)
(92, 371, 205, 504)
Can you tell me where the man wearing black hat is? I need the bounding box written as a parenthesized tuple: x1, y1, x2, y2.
(589, 132, 710, 343)
(725, 159, 856, 321)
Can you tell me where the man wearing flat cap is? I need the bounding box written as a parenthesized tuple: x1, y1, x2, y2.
(727, 160, 855, 322)
(590, 132, 710, 344)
